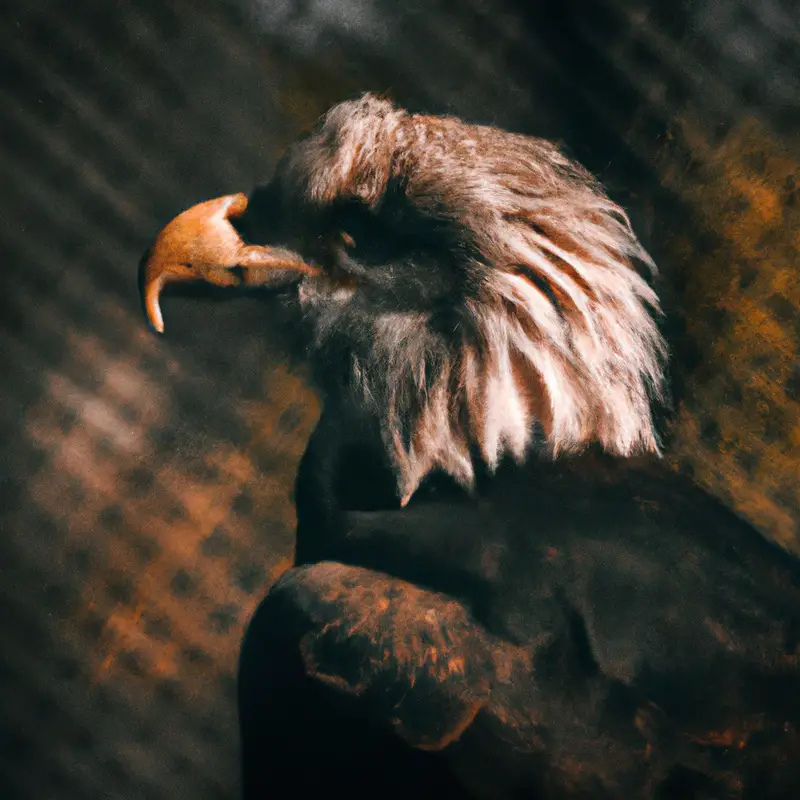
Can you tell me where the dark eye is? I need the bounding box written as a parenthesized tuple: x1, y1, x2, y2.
(327, 201, 402, 267)
(333, 201, 374, 244)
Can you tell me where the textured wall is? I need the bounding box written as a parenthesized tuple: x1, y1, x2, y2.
(0, 0, 798, 797)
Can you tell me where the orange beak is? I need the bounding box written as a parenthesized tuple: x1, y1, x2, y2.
(141, 192, 320, 333)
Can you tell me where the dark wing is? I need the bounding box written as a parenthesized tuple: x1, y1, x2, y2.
(236, 561, 665, 798)
(237, 561, 498, 798)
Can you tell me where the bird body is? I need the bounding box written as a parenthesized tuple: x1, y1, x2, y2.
(236, 404, 800, 799)
(141, 94, 800, 798)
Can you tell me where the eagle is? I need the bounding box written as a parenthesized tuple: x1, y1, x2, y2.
(142, 94, 800, 799)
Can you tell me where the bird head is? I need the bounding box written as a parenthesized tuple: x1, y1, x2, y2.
(142, 93, 667, 503)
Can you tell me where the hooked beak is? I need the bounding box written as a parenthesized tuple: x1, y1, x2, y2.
(141, 192, 320, 333)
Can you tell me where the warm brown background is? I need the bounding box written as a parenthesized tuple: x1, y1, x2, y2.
(1, 0, 798, 797)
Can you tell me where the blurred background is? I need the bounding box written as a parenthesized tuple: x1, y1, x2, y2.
(0, 0, 798, 797)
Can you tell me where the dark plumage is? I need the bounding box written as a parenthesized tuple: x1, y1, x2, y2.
(144, 94, 800, 798)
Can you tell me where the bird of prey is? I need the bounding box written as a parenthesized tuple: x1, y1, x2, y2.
(142, 94, 800, 799)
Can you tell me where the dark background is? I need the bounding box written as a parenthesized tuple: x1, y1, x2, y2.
(1, 0, 798, 797)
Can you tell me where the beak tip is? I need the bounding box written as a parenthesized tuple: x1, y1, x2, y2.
(145, 296, 165, 334)
(146, 315, 165, 335)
